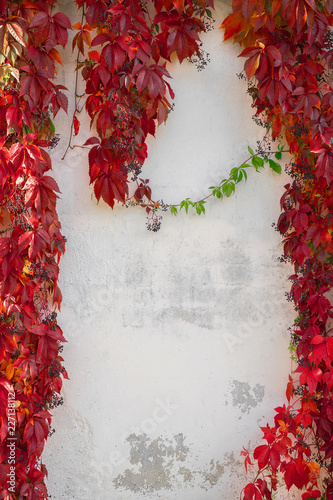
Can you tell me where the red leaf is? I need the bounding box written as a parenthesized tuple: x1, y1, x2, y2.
(73, 115, 80, 136)
(167, 20, 201, 62)
(240, 447, 253, 472)
(88, 50, 100, 62)
(7, 22, 24, 46)
(242, 0, 257, 19)
(286, 375, 294, 402)
(173, 0, 185, 15)
(101, 37, 127, 73)
(243, 483, 262, 500)
(128, 40, 151, 63)
(83, 137, 100, 146)
(36, 336, 59, 365)
(93, 168, 129, 208)
(282, 460, 309, 490)
(23, 417, 49, 456)
(253, 444, 270, 471)
(302, 491, 321, 500)
(133, 64, 171, 99)
(312, 147, 333, 186)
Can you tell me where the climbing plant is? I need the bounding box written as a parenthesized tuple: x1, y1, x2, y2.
(222, 0, 333, 499)
(71, 0, 215, 208)
(69, 0, 286, 230)
(0, 1, 70, 498)
(68, 1, 333, 498)
(1, 0, 332, 499)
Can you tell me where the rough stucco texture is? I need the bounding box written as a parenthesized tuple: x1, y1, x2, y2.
(42, 1, 298, 499)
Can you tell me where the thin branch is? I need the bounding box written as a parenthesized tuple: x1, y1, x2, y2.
(61, 8, 85, 161)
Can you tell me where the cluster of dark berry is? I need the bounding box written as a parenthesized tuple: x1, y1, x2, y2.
(121, 159, 142, 181)
(297, 357, 311, 367)
(277, 255, 290, 264)
(295, 313, 311, 329)
(115, 103, 130, 129)
(271, 30, 287, 44)
(256, 137, 272, 157)
(48, 427, 56, 437)
(237, 72, 247, 81)
(11, 348, 20, 360)
(110, 132, 136, 155)
(48, 134, 60, 150)
(188, 48, 211, 72)
(26, 262, 49, 281)
(4, 131, 19, 143)
(324, 29, 333, 50)
(48, 360, 66, 378)
(3, 190, 25, 217)
(298, 259, 319, 276)
(146, 213, 162, 232)
(289, 121, 309, 139)
(251, 114, 267, 129)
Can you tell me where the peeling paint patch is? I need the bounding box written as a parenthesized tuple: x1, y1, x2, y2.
(178, 466, 194, 483)
(200, 459, 224, 489)
(199, 451, 239, 490)
(113, 433, 189, 493)
(114, 434, 241, 495)
(230, 380, 265, 414)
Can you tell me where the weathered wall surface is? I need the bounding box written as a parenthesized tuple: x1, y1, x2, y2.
(44, 1, 296, 498)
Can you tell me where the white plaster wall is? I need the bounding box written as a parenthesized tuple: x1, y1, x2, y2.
(44, 1, 297, 499)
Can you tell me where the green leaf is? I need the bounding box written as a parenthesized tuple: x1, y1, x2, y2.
(230, 167, 239, 181)
(268, 159, 282, 174)
(180, 200, 189, 213)
(248, 146, 254, 156)
(275, 151, 282, 160)
(213, 188, 222, 199)
(240, 163, 251, 169)
(236, 170, 243, 183)
(196, 202, 206, 215)
(170, 206, 178, 216)
(240, 168, 248, 181)
(180, 198, 193, 213)
(252, 156, 264, 169)
(222, 182, 235, 197)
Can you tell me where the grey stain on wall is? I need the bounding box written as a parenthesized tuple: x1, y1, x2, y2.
(199, 459, 225, 490)
(113, 433, 189, 493)
(230, 380, 265, 414)
(113, 434, 240, 494)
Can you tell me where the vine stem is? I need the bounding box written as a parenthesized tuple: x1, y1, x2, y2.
(61, 7, 85, 161)
(128, 143, 290, 212)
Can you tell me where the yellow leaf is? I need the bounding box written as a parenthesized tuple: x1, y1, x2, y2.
(5, 364, 14, 380)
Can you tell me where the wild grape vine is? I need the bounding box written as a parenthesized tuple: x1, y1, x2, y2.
(0, 1, 70, 498)
(222, 0, 333, 498)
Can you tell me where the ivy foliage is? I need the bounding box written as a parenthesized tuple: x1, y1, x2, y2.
(222, 0, 333, 499)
